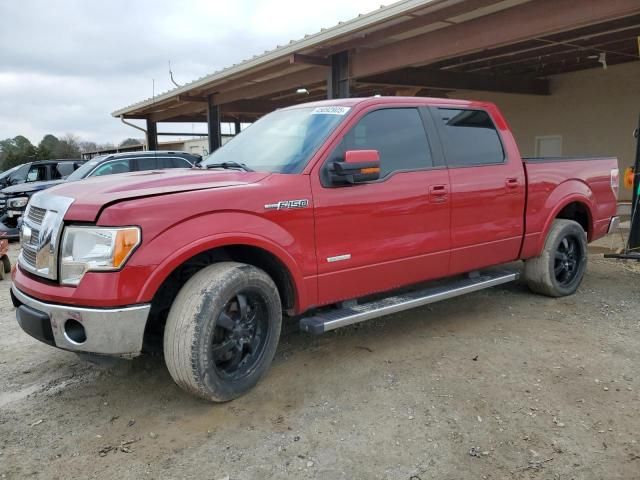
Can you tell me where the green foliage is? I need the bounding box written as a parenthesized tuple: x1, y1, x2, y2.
(0, 136, 38, 170)
(0, 133, 84, 170)
(119, 138, 143, 147)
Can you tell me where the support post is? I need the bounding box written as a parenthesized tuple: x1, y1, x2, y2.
(234, 120, 242, 136)
(327, 51, 350, 99)
(145, 119, 158, 151)
(628, 115, 640, 251)
(207, 95, 221, 153)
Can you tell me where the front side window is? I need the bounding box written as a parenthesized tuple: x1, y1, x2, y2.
(26, 165, 46, 182)
(436, 108, 504, 167)
(91, 159, 132, 177)
(201, 106, 348, 173)
(330, 108, 433, 178)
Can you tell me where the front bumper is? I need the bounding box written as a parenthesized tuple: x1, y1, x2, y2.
(12, 286, 150, 358)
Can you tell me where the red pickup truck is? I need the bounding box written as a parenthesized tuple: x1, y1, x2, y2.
(12, 97, 619, 401)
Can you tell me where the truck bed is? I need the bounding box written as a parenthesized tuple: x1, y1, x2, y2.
(520, 155, 618, 258)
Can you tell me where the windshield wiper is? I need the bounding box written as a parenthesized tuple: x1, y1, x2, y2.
(205, 161, 254, 172)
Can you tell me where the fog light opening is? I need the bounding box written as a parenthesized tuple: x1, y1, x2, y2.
(64, 319, 87, 345)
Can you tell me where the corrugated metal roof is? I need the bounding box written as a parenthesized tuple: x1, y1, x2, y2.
(111, 0, 448, 117)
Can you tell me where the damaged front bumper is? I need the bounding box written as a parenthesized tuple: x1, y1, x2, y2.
(12, 286, 150, 358)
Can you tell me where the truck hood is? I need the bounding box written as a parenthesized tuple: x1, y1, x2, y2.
(2, 179, 65, 195)
(43, 168, 270, 221)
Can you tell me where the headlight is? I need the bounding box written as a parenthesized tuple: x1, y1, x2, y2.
(60, 226, 141, 286)
(7, 196, 29, 208)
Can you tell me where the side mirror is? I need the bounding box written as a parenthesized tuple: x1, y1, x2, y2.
(330, 150, 381, 185)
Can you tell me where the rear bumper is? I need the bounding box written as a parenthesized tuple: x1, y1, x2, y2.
(608, 216, 620, 234)
(12, 285, 150, 358)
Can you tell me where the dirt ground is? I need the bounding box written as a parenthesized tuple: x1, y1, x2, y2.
(1, 234, 639, 480)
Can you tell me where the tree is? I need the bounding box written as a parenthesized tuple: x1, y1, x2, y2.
(37, 134, 60, 159)
(54, 134, 81, 159)
(119, 138, 143, 147)
(79, 141, 98, 153)
(0, 136, 37, 170)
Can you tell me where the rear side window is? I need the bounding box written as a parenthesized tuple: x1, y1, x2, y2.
(332, 108, 433, 178)
(158, 157, 191, 169)
(436, 108, 504, 166)
(136, 157, 158, 171)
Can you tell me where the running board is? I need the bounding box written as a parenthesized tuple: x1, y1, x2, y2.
(299, 269, 519, 335)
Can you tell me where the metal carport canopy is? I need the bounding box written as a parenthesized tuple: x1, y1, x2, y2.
(112, 0, 640, 134)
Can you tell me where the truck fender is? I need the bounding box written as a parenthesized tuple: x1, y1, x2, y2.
(135, 216, 310, 311)
(531, 180, 595, 256)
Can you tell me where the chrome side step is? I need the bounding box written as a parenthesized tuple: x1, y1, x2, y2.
(299, 268, 519, 335)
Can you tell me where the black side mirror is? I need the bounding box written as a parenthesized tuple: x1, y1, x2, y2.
(330, 150, 381, 185)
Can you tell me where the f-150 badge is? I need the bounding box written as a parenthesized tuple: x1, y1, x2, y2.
(264, 199, 309, 210)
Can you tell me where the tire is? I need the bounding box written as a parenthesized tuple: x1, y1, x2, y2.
(163, 262, 282, 402)
(524, 219, 588, 297)
(2, 255, 11, 274)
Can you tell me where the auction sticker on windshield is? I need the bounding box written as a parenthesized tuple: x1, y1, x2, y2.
(311, 106, 351, 115)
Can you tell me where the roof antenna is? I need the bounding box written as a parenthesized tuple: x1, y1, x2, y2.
(169, 60, 181, 88)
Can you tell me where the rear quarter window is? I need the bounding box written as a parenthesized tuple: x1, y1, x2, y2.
(435, 108, 504, 167)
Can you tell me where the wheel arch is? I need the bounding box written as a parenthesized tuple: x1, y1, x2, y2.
(533, 180, 596, 256)
(138, 233, 307, 350)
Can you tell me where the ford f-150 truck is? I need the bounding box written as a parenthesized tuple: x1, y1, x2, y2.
(11, 97, 619, 402)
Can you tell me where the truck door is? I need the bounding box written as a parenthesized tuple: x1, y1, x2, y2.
(430, 106, 525, 274)
(311, 106, 451, 305)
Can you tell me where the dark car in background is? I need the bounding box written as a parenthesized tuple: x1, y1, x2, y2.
(0, 159, 83, 215)
(0, 151, 201, 238)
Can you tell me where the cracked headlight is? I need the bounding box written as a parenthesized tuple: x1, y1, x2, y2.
(60, 226, 141, 286)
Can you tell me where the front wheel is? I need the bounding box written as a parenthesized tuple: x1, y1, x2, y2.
(163, 262, 282, 402)
(524, 219, 588, 297)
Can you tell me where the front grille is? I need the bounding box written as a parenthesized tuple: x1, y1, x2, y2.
(28, 229, 40, 247)
(22, 246, 37, 267)
(27, 206, 46, 224)
(18, 193, 73, 280)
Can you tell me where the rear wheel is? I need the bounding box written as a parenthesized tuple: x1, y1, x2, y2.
(163, 262, 282, 402)
(524, 219, 588, 297)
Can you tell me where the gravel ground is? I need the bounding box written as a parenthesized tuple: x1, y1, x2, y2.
(1, 236, 639, 480)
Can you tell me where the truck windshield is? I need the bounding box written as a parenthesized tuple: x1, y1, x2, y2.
(201, 106, 349, 173)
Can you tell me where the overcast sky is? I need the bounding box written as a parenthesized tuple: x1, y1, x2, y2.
(0, 0, 386, 145)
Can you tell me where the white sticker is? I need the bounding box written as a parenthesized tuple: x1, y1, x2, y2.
(311, 106, 351, 115)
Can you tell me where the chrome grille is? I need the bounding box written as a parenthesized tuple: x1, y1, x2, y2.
(18, 193, 74, 280)
(27, 206, 47, 224)
(22, 246, 37, 267)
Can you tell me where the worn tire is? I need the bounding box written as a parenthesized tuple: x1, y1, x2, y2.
(524, 219, 587, 297)
(2, 255, 11, 274)
(163, 262, 282, 402)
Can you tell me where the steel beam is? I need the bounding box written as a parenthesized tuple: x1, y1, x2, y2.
(358, 68, 550, 95)
(207, 95, 221, 153)
(213, 67, 325, 105)
(351, 0, 640, 77)
(327, 51, 350, 99)
(145, 119, 158, 151)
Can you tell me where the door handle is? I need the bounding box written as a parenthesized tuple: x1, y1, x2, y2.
(429, 184, 449, 203)
(505, 178, 519, 190)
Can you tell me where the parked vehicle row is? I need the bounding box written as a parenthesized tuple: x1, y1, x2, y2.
(10, 97, 619, 402)
(0, 151, 201, 239)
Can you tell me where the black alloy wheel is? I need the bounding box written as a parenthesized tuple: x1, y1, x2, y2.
(211, 291, 269, 380)
(553, 235, 582, 287)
